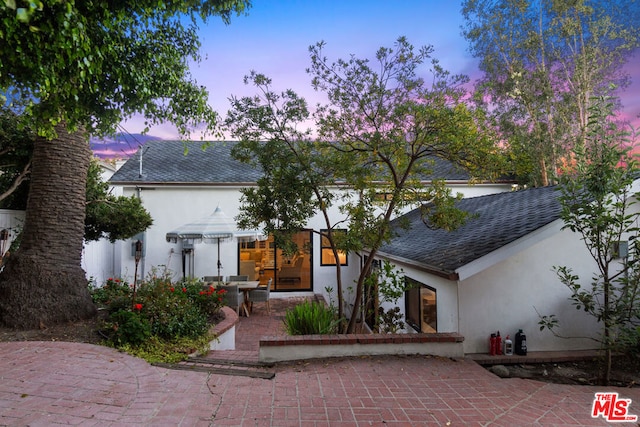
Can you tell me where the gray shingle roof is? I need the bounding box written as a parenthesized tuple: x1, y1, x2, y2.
(109, 141, 263, 184)
(377, 185, 562, 277)
(109, 140, 491, 185)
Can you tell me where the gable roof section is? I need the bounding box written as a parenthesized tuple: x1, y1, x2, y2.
(109, 141, 263, 185)
(109, 140, 504, 186)
(376, 185, 562, 279)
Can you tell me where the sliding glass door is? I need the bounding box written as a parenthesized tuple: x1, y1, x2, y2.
(238, 230, 312, 291)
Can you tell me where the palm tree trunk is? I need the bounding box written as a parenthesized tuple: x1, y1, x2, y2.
(0, 123, 96, 328)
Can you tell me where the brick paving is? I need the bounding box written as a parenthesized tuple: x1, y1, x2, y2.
(0, 296, 639, 426)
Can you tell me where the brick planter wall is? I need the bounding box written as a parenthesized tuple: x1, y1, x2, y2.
(259, 332, 465, 363)
(208, 306, 238, 351)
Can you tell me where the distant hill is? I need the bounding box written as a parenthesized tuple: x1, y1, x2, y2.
(90, 134, 162, 159)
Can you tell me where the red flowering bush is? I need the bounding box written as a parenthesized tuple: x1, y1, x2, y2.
(193, 284, 227, 318)
(90, 277, 132, 313)
(90, 273, 225, 347)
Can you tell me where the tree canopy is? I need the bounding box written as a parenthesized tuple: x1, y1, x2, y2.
(462, 0, 640, 186)
(1, 0, 249, 137)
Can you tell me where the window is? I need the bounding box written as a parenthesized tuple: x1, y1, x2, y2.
(238, 230, 313, 292)
(405, 277, 437, 333)
(320, 229, 347, 266)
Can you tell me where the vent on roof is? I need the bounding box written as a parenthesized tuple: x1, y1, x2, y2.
(138, 146, 148, 178)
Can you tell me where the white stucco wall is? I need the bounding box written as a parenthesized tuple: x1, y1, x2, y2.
(113, 181, 513, 299)
(118, 186, 245, 282)
(82, 161, 122, 285)
(457, 223, 602, 354)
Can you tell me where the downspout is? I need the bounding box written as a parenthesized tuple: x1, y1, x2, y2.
(355, 251, 365, 325)
(135, 186, 145, 279)
(456, 275, 462, 352)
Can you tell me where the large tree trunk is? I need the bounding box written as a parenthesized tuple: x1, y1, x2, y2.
(0, 123, 96, 328)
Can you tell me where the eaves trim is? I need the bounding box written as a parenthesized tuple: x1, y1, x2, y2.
(111, 181, 258, 187)
(455, 218, 565, 281)
(373, 251, 460, 281)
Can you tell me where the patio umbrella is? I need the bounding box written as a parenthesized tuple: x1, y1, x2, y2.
(166, 206, 262, 280)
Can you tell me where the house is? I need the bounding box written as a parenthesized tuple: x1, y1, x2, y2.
(373, 183, 640, 354)
(108, 140, 514, 300)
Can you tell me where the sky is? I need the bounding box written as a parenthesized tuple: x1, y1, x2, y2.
(99, 0, 640, 156)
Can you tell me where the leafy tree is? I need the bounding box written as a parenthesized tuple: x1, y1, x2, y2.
(0, 108, 33, 209)
(462, 0, 640, 186)
(539, 97, 640, 385)
(0, 1, 249, 328)
(227, 71, 349, 319)
(227, 38, 505, 332)
(84, 159, 153, 242)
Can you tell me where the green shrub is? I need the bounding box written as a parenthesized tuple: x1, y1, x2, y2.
(182, 280, 227, 318)
(135, 279, 209, 339)
(107, 310, 151, 346)
(117, 335, 212, 364)
(89, 274, 223, 354)
(378, 306, 403, 334)
(91, 278, 132, 313)
(284, 300, 341, 335)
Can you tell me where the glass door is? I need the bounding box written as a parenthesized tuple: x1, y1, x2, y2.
(238, 230, 313, 291)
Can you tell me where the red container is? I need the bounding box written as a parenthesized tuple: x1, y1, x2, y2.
(489, 333, 496, 355)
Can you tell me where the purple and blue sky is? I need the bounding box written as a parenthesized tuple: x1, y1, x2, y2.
(97, 1, 640, 156)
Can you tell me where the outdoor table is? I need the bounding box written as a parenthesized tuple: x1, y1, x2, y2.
(227, 281, 260, 317)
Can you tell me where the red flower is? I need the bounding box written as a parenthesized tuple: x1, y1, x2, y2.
(199, 291, 205, 295)
(170, 287, 175, 292)
(133, 303, 143, 311)
(182, 287, 187, 293)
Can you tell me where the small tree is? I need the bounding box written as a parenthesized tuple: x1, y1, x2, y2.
(539, 96, 640, 385)
(84, 159, 153, 242)
(0, 108, 33, 208)
(227, 38, 505, 332)
(226, 71, 348, 318)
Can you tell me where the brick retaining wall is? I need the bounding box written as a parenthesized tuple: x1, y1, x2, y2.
(259, 332, 465, 363)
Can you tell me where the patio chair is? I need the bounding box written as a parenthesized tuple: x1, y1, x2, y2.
(227, 275, 249, 282)
(203, 275, 224, 284)
(218, 284, 242, 315)
(248, 278, 272, 315)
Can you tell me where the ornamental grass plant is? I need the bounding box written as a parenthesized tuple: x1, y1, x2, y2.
(284, 300, 341, 335)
